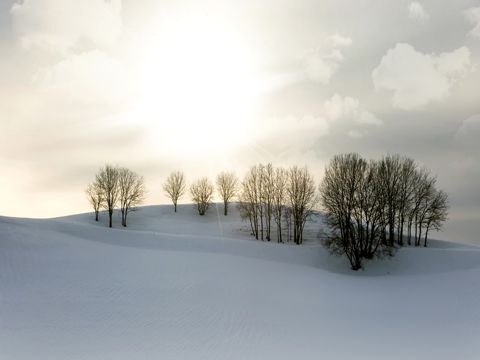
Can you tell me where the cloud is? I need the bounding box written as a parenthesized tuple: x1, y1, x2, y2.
(10, 0, 122, 52)
(323, 94, 382, 127)
(372, 43, 472, 110)
(33, 50, 128, 107)
(258, 94, 381, 155)
(455, 114, 480, 146)
(408, 2, 429, 22)
(303, 33, 352, 84)
(465, 7, 480, 38)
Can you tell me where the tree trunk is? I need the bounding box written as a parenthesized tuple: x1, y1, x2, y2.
(224, 201, 228, 216)
(109, 210, 113, 228)
(174, 202, 177, 213)
(424, 226, 430, 247)
(123, 209, 128, 227)
(95, 210, 99, 222)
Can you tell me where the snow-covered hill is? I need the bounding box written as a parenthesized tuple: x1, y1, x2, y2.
(1, 204, 479, 359)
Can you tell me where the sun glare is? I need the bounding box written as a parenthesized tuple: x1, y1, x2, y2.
(136, 14, 258, 157)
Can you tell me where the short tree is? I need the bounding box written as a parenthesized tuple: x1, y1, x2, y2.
(96, 164, 120, 228)
(163, 171, 186, 213)
(86, 180, 104, 221)
(118, 167, 146, 227)
(216, 172, 238, 216)
(190, 177, 214, 215)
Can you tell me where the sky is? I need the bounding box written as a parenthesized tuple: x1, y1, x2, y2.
(1, 0, 480, 244)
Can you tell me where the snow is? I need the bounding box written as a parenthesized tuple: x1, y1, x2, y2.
(1, 204, 480, 359)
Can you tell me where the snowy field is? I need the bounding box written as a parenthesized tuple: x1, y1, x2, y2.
(1, 204, 480, 359)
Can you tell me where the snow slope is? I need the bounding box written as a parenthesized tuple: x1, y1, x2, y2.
(1, 204, 480, 359)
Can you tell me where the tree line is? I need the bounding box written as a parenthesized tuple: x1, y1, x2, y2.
(162, 165, 317, 245)
(319, 153, 448, 270)
(86, 154, 448, 271)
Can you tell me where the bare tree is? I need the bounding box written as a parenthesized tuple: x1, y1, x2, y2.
(163, 171, 186, 213)
(238, 165, 262, 239)
(190, 177, 214, 215)
(395, 157, 417, 245)
(118, 167, 146, 227)
(86, 180, 103, 221)
(272, 167, 287, 243)
(216, 171, 238, 216)
(283, 206, 293, 242)
(262, 164, 275, 241)
(96, 165, 120, 228)
(422, 190, 448, 247)
(286, 166, 317, 245)
(378, 154, 402, 246)
(406, 168, 436, 246)
(321, 153, 449, 270)
(320, 154, 367, 269)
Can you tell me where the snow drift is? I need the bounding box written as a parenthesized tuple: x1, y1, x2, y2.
(1, 204, 479, 359)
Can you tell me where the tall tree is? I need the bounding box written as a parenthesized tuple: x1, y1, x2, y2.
(320, 154, 368, 269)
(422, 189, 448, 247)
(378, 155, 402, 246)
(216, 171, 238, 216)
(96, 165, 120, 228)
(163, 171, 186, 213)
(118, 167, 146, 227)
(262, 164, 275, 241)
(272, 167, 287, 243)
(286, 166, 317, 245)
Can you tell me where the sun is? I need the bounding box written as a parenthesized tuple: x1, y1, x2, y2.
(135, 14, 258, 157)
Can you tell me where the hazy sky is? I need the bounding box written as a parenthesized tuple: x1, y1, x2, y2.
(1, 0, 480, 243)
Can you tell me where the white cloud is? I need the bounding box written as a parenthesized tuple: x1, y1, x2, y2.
(465, 7, 480, 38)
(10, 0, 122, 52)
(372, 43, 472, 110)
(408, 2, 429, 22)
(33, 50, 128, 108)
(303, 34, 352, 84)
(323, 94, 382, 126)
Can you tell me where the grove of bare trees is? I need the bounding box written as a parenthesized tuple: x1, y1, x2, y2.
(216, 172, 238, 216)
(84, 154, 449, 271)
(238, 163, 317, 244)
(319, 153, 448, 270)
(87, 165, 145, 228)
(163, 171, 187, 213)
(190, 177, 214, 215)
